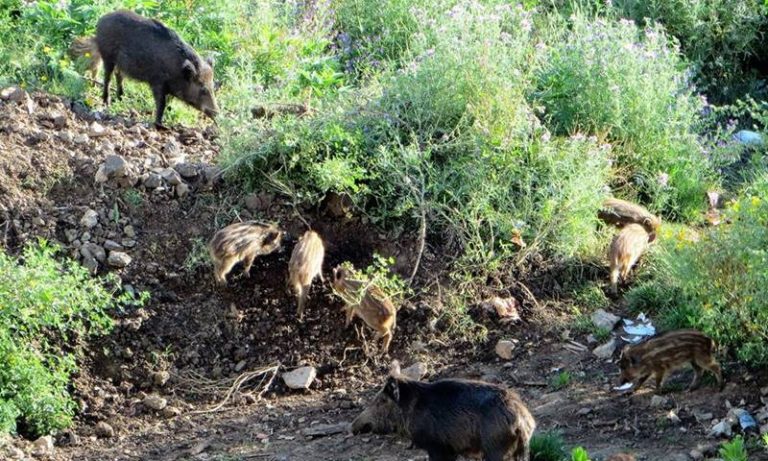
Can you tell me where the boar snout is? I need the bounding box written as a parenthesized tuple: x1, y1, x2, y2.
(350, 415, 373, 434)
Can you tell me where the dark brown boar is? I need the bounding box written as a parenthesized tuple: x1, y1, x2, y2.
(354, 371, 536, 461)
(608, 223, 650, 293)
(288, 230, 325, 320)
(598, 197, 661, 238)
(331, 264, 396, 354)
(618, 329, 724, 394)
(71, 10, 218, 129)
(208, 222, 284, 285)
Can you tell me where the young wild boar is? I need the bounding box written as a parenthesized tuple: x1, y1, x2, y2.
(618, 329, 724, 394)
(71, 10, 218, 129)
(608, 223, 651, 293)
(288, 230, 325, 320)
(208, 222, 284, 285)
(353, 369, 536, 461)
(598, 197, 661, 238)
(331, 265, 396, 354)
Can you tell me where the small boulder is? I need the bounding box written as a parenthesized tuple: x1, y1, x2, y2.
(81, 242, 106, 263)
(73, 133, 89, 144)
(0, 86, 25, 102)
(161, 406, 182, 418)
(94, 421, 114, 438)
(107, 251, 132, 268)
(592, 338, 618, 359)
(591, 309, 620, 330)
(708, 420, 733, 438)
(144, 173, 163, 189)
(88, 122, 107, 137)
(143, 394, 168, 411)
(160, 168, 182, 186)
(282, 366, 317, 390)
(495, 340, 516, 360)
(123, 225, 136, 238)
(650, 395, 669, 408)
(30, 435, 54, 457)
(174, 162, 198, 179)
(102, 155, 129, 178)
(175, 182, 190, 198)
(103, 240, 123, 251)
(401, 362, 428, 380)
(80, 209, 99, 229)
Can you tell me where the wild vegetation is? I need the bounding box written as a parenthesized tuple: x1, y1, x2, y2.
(2, 0, 768, 456)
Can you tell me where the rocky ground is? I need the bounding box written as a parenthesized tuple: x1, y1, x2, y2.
(1, 89, 767, 461)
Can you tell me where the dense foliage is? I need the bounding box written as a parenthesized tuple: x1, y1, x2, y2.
(0, 242, 142, 436)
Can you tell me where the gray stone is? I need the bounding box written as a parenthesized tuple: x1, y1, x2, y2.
(688, 449, 703, 461)
(123, 225, 136, 238)
(160, 168, 182, 186)
(0, 86, 25, 102)
(282, 366, 317, 390)
(30, 435, 54, 457)
(88, 122, 107, 137)
(592, 338, 618, 359)
(107, 251, 132, 268)
(73, 133, 90, 146)
(161, 406, 181, 418)
(708, 420, 733, 438)
(103, 240, 123, 251)
(80, 209, 99, 228)
(144, 173, 162, 189)
(591, 309, 620, 330)
(64, 229, 78, 243)
(174, 162, 198, 179)
(94, 421, 114, 438)
(401, 362, 428, 381)
(175, 182, 190, 198)
(82, 242, 106, 263)
(143, 394, 167, 411)
(102, 155, 128, 178)
(495, 340, 516, 360)
(650, 395, 669, 408)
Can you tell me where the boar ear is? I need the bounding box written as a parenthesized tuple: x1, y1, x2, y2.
(214, 80, 222, 91)
(182, 59, 197, 81)
(263, 230, 281, 246)
(389, 360, 402, 377)
(383, 377, 400, 403)
(205, 56, 215, 68)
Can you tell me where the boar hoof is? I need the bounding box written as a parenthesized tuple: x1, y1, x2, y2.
(154, 122, 169, 131)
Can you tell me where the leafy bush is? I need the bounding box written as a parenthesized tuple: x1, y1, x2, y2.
(530, 430, 567, 461)
(536, 13, 714, 219)
(719, 436, 748, 461)
(626, 174, 768, 366)
(614, 0, 768, 103)
(570, 447, 592, 461)
(0, 241, 143, 437)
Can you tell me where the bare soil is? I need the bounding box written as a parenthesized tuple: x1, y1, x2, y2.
(1, 91, 767, 461)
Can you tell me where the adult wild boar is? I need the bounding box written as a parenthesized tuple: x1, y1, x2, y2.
(352, 363, 536, 461)
(72, 10, 218, 129)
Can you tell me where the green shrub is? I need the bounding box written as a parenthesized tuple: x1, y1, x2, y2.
(626, 174, 768, 366)
(613, 0, 768, 103)
(530, 430, 567, 461)
(0, 241, 143, 437)
(719, 436, 748, 461)
(570, 447, 592, 461)
(536, 12, 714, 220)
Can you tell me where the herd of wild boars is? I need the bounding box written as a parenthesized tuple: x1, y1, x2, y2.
(68, 10, 728, 459)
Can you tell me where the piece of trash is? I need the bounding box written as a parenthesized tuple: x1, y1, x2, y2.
(734, 409, 758, 434)
(733, 130, 764, 147)
(707, 191, 721, 209)
(613, 382, 634, 392)
(480, 297, 521, 322)
(621, 313, 656, 344)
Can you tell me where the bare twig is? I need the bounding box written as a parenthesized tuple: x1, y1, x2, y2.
(182, 363, 280, 415)
(409, 202, 427, 285)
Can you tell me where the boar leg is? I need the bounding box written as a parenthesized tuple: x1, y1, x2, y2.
(630, 374, 650, 393)
(296, 284, 307, 320)
(379, 330, 392, 354)
(653, 369, 668, 393)
(102, 60, 116, 106)
(115, 70, 124, 100)
(214, 256, 238, 285)
(344, 306, 355, 327)
(242, 252, 256, 278)
(699, 357, 724, 391)
(688, 362, 703, 391)
(151, 85, 169, 130)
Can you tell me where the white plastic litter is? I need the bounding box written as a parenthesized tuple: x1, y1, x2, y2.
(613, 382, 634, 391)
(620, 313, 656, 344)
